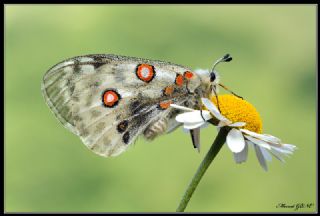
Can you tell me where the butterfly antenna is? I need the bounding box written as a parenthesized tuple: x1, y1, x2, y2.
(210, 54, 232, 111)
(211, 54, 233, 72)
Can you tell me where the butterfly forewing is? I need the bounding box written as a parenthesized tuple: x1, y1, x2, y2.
(42, 54, 200, 157)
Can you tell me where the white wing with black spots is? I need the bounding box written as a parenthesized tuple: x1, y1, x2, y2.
(42, 54, 206, 157)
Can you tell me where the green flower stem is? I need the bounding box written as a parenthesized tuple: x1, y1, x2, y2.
(176, 126, 230, 212)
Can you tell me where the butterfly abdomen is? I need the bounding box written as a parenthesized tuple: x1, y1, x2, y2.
(143, 118, 169, 140)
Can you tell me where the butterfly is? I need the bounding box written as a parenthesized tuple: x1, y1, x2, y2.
(41, 54, 234, 157)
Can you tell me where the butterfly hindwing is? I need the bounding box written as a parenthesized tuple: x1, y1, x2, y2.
(42, 54, 199, 157)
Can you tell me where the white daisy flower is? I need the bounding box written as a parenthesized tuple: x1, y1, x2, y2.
(170, 94, 297, 171)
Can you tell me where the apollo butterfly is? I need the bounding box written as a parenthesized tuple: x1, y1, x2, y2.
(41, 54, 233, 157)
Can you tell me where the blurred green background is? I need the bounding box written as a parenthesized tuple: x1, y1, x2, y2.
(5, 5, 316, 213)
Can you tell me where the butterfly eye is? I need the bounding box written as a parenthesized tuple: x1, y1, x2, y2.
(210, 72, 216, 82)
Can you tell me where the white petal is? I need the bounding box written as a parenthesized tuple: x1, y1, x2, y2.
(260, 134, 282, 143)
(244, 135, 271, 150)
(260, 146, 272, 162)
(270, 145, 294, 155)
(183, 122, 206, 130)
(217, 121, 230, 127)
(269, 149, 285, 163)
(198, 110, 212, 121)
(240, 129, 281, 144)
(199, 122, 209, 129)
(226, 128, 246, 153)
(233, 143, 248, 164)
(182, 122, 209, 133)
(170, 104, 194, 111)
(254, 144, 268, 171)
(246, 140, 254, 148)
(229, 122, 246, 127)
(282, 144, 297, 151)
(176, 110, 211, 124)
(201, 98, 231, 124)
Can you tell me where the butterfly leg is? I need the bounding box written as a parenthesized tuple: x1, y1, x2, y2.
(219, 83, 243, 99)
(197, 91, 208, 121)
(211, 86, 221, 112)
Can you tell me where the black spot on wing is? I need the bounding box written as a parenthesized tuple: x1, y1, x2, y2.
(69, 82, 75, 93)
(130, 100, 141, 115)
(92, 56, 106, 69)
(123, 132, 130, 144)
(73, 59, 81, 73)
(130, 99, 152, 115)
(117, 120, 128, 133)
(124, 103, 161, 145)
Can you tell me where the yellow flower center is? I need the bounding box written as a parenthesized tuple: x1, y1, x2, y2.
(210, 94, 263, 134)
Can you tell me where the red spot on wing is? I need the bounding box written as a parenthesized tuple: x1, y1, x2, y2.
(184, 71, 194, 79)
(163, 86, 174, 96)
(102, 90, 120, 107)
(175, 74, 184, 86)
(159, 100, 172, 109)
(136, 64, 155, 82)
